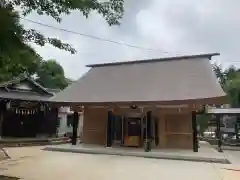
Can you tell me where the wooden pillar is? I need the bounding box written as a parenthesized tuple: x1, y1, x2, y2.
(192, 111, 198, 152)
(53, 107, 59, 137)
(0, 101, 6, 138)
(38, 103, 45, 135)
(0, 102, 3, 138)
(145, 111, 152, 151)
(216, 115, 223, 152)
(71, 111, 79, 145)
(106, 110, 113, 147)
(121, 116, 124, 146)
(158, 114, 166, 148)
(146, 111, 152, 139)
(0, 111, 2, 138)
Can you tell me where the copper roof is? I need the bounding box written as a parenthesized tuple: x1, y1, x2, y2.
(51, 53, 226, 104)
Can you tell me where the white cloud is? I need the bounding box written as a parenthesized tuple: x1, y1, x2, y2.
(21, 0, 240, 79)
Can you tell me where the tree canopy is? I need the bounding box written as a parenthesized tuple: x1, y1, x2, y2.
(197, 64, 240, 134)
(7, 0, 124, 25)
(213, 64, 240, 107)
(0, 8, 41, 81)
(0, 8, 71, 88)
(36, 60, 69, 89)
(2, 0, 124, 53)
(0, 0, 125, 88)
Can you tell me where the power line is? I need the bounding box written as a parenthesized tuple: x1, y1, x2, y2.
(20, 17, 170, 53)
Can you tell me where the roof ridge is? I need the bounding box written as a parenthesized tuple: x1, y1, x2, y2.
(25, 76, 53, 95)
(86, 53, 220, 68)
(0, 75, 53, 95)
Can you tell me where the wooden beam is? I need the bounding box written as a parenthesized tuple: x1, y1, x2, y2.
(70, 105, 83, 112)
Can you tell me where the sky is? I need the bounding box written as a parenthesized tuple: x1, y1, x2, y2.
(21, 0, 240, 80)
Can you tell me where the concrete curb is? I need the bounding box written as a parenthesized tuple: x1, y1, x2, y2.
(222, 146, 240, 151)
(43, 147, 231, 164)
(0, 139, 71, 147)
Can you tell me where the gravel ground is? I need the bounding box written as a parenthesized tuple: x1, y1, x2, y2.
(0, 146, 239, 180)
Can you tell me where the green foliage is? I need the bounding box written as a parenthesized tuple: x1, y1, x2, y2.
(197, 114, 211, 136)
(0, 7, 41, 81)
(213, 63, 226, 89)
(6, 0, 124, 25)
(2, 0, 124, 54)
(1, 0, 125, 87)
(36, 60, 69, 89)
(213, 64, 240, 106)
(0, 6, 76, 54)
(0, 0, 124, 87)
(0, 7, 72, 87)
(23, 29, 76, 54)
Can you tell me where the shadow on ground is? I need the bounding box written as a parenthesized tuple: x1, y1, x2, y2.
(0, 175, 19, 180)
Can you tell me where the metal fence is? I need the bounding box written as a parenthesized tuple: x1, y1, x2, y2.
(199, 110, 240, 151)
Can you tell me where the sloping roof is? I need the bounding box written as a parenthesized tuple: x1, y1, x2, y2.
(46, 88, 61, 94)
(0, 74, 53, 101)
(87, 53, 220, 68)
(51, 53, 227, 104)
(0, 89, 52, 101)
(0, 74, 52, 95)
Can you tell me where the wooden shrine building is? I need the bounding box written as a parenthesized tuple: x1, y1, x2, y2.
(0, 74, 59, 138)
(51, 53, 228, 150)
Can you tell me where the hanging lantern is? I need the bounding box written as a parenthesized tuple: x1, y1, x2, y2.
(130, 105, 138, 109)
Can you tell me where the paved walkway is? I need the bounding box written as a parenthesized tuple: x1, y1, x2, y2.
(1, 146, 239, 180)
(44, 141, 230, 164)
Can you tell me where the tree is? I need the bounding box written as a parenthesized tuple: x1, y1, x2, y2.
(0, 8, 42, 82)
(36, 59, 69, 89)
(212, 64, 240, 139)
(0, 6, 76, 54)
(2, 0, 124, 53)
(213, 63, 226, 90)
(197, 114, 211, 136)
(1, 0, 124, 83)
(225, 73, 240, 107)
(213, 64, 240, 107)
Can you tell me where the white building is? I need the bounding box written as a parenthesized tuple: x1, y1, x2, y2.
(57, 107, 83, 138)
